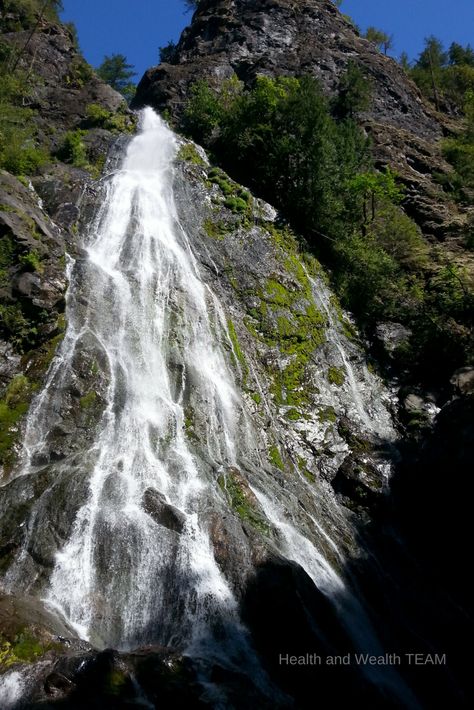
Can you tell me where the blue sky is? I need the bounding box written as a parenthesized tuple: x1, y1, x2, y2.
(61, 0, 474, 82)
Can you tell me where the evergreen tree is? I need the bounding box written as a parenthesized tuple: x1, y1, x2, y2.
(365, 27, 393, 54)
(97, 54, 136, 102)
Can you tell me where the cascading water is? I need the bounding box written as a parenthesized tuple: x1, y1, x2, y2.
(307, 273, 396, 440)
(7, 109, 253, 659)
(0, 107, 416, 707)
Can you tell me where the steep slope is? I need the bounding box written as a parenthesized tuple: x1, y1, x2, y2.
(0, 4, 472, 709)
(135, 0, 471, 250)
(0, 109, 411, 708)
(0, 5, 133, 475)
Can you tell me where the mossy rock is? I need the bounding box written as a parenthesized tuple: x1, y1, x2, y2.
(269, 444, 284, 471)
(177, 143, 206, 165)
(327, 366, 346, 386)
(0, 374, 37, 469)
(218, 467, 269, 535)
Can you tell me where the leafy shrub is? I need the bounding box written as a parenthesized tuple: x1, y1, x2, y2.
(57, 130, 88, 167)
(0, 72, 49, 175)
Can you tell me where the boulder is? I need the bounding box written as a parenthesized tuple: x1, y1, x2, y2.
(142, 488, 186, 534)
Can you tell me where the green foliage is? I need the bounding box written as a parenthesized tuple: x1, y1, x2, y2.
(97, 54, 136, 102)
(66, 56, 94, 88)
(0, 1, 62, 32)
(410, 37, 474, 113)
(183, 79, 224, 144)
(440, 91, 474, 203)
(85, 103, 135, 133)
(159, 41, 177, 64)
(365, 27, 394, 55)
(19, 249, 42, 272)
(183, 72, 473, 381)
(57, 129, 87, 167)
(0, 71, 49, 175)
(331, 62, 372, 119)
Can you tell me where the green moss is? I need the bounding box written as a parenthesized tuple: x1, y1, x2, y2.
(218, 470, 269, 534)
(297, 456, 316, 483)
(327, 366, 346, 386)
(210, 174, 234, 195)
(250, 391, 261, 405)
(318, 406, 337, 424)
(0, 374, 35, 467)
(285, 408, 301, 421)
(0, 629, 59, 668)
(224, 196, 248, 213)
(227, 318, 248, 378)
(203, 218, 226, 240)
(183, 405, 198, 441)
(237, 188, 251, 203)
(79, 390, 97, 409)
(269, 444, 284, 471)
(106, 669, 128, 696)
(177, 143, 206, 165)
(264, 279, 292, 306)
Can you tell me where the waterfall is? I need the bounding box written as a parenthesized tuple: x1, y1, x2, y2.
(307, 273, 396, 441)
(0, 107, 415, 707)
(9, 109, 254, 658)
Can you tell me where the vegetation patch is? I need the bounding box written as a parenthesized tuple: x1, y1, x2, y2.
(227, 318, 248, 379)
(181, 69, 474, 383)
(269, 444, 284, 471)
(218, 469, 269, 534)
(85, 103, 136, 134)
(0, 375, 37, 468)
(318, 406, 337, 424)
(0, 628, 59, 669)
(177, 142, 206, 165)
(327, 366, 346, 386)
(79, 390, 97, 409)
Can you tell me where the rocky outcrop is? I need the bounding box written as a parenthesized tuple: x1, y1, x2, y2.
(0, 12, 131, 476)
(135, 0, 471, 264)
(2, 18, 124, 148)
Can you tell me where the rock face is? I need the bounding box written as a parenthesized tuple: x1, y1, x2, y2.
(0, 11, 129, 476)
(0, 5, 472, 709)
(135, 0, 471, 260)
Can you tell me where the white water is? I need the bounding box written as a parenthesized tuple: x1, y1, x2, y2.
(308, 274, 396, 440)
(0, 107, 414, 707)
(19, 109, 251, 654)
(0, 671, 25, 709)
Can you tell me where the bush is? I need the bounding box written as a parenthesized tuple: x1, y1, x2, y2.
(181, 71, 473, 381)
(57, 130, 88, 167)
(0, 72, 49, 175)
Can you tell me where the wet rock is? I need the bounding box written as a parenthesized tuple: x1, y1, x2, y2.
(450, 367, 474, 396)
(142, 488, 186, 534)
(403, 393, 425, 414)
(375, 321, 412, 357)
(332, 454, 385, 517)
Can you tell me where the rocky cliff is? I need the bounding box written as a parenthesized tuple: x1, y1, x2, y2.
(0, 3, 472, 709)
(136, 0, 472, 254)
(0, 8, 133, 474)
